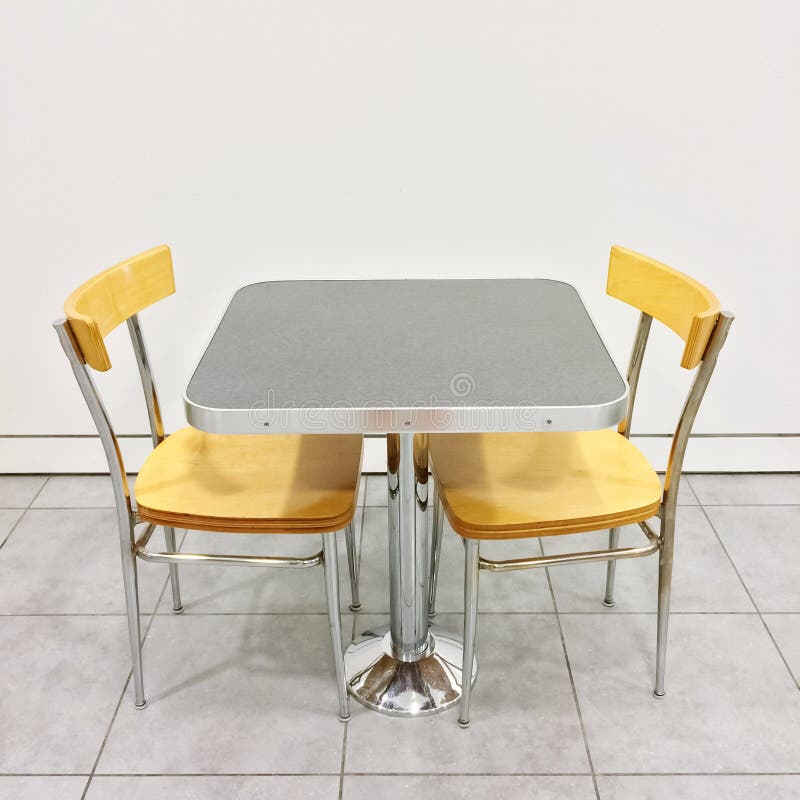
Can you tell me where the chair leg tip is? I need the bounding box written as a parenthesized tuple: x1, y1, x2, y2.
(338, 712, 351, 723)
(457, 719, 470, 729)
(602, 598, 615, 607)
(135, 699, 147, 710)
(652, 689, 665, 699)
(349, 603, 361, 612)
(428, 610, 437, 619)
(173, 605, 185, 614)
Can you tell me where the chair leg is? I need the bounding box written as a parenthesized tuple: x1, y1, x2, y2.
(163, 526, 184, 613)
(118, 530, 146, 708)
(654, 515, 675, 698)
(603, 527, 621, 607)
(428, 495, 444, 618)
(458, 538, 479, 729)
(322, 532, 351, 722)
(344, 521, 360, 611)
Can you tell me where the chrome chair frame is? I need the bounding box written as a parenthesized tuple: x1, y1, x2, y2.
(429, 309, 734, 727)
(53, 314, 360, 720)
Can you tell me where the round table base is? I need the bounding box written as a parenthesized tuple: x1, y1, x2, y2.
(344, 623, 477, 717)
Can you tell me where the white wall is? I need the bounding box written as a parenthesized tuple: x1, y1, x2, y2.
(1, 1, 798, 472)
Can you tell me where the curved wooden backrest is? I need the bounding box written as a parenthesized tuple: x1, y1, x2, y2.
(606, 246, 720, 369)
(63, 245, 175, 371)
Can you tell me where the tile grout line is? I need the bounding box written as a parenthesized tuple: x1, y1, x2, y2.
(80, 532, 184, 800)
(539, 539, 601, 800)
(0, 477, 50, 551)
(338, 719, 349, 800)
(0, 510, 26, 550)
(9, 506, 127, 510)
(0, 610, 782, 618)
(0, 611, 337, 617)
(698, 504, 800, 692)
(338, 483, 364, 800)
(329, 770, 800, 777)
(22, 503, 800, 510)
(682, 477, 701, 506)
(6, 770, 800, 778)
(363, 503, 800, 508)
(692, 504, 800, 508)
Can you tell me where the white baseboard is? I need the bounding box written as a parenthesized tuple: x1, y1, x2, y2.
(0, 434, 797, 474)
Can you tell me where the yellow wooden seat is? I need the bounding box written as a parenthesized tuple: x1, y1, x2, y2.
(54, 245, 360, 720)
(429, 429, 662, 540)
(136, 428, 363, 534)
(428, 245, 733, 728)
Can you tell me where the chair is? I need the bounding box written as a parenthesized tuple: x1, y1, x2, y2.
(53, 245, 363, 720)
(428, 245, 734, 727)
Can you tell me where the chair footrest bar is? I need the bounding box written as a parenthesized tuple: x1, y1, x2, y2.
(135, 547, 324, 568)
(478, 522, 660, 573)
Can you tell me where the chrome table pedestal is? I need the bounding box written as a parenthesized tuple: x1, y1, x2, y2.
(345, 433, 477, 716)
(345, 624, 475, 716)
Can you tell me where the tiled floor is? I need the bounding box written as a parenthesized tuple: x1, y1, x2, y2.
(1, 473, 798, 799)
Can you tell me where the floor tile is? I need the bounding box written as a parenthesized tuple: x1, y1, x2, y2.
(357, 508, 554, 613)
(86, 776, 339, 799)
(561, 613, 800, 772)
(542, 507, 753, 612)
(158, 512, 361, 614)
(343, 775, 596, 799)
(0, 475, 47, 508)
(688, 473, 800, 505)
(0, 509, 169, 614)
(763, 614, 800, 683)
(363, 475, 388, 506)
(6, 474, 800, 784)
(596, 775, 800, 800)
(32, 475, 137, 508)
(345, 613, 588, 774)
(0, 508, 24, 547)
(0, 777, 87, 799)
(97, 614, 347, 774)
(0, 616, 134, 773)
(707, 505, 800, 611)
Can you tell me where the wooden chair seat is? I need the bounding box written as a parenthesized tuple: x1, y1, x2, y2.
(135, 428, 363, 534)
(429, 429, 662, 540)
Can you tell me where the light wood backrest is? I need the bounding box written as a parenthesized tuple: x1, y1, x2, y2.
(63, 245, 175, 371)
(606, 246, 720, 369)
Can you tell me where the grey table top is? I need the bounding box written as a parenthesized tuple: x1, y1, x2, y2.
(184, 279, 627, 434)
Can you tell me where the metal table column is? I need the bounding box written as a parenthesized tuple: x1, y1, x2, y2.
(344, 433, 475, 715)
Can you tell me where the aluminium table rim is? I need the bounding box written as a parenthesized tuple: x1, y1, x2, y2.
(184, 397, 628, 434)
(183, 277, 629, 435)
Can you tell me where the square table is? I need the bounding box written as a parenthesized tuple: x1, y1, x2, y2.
(185, 279, 627, 717)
